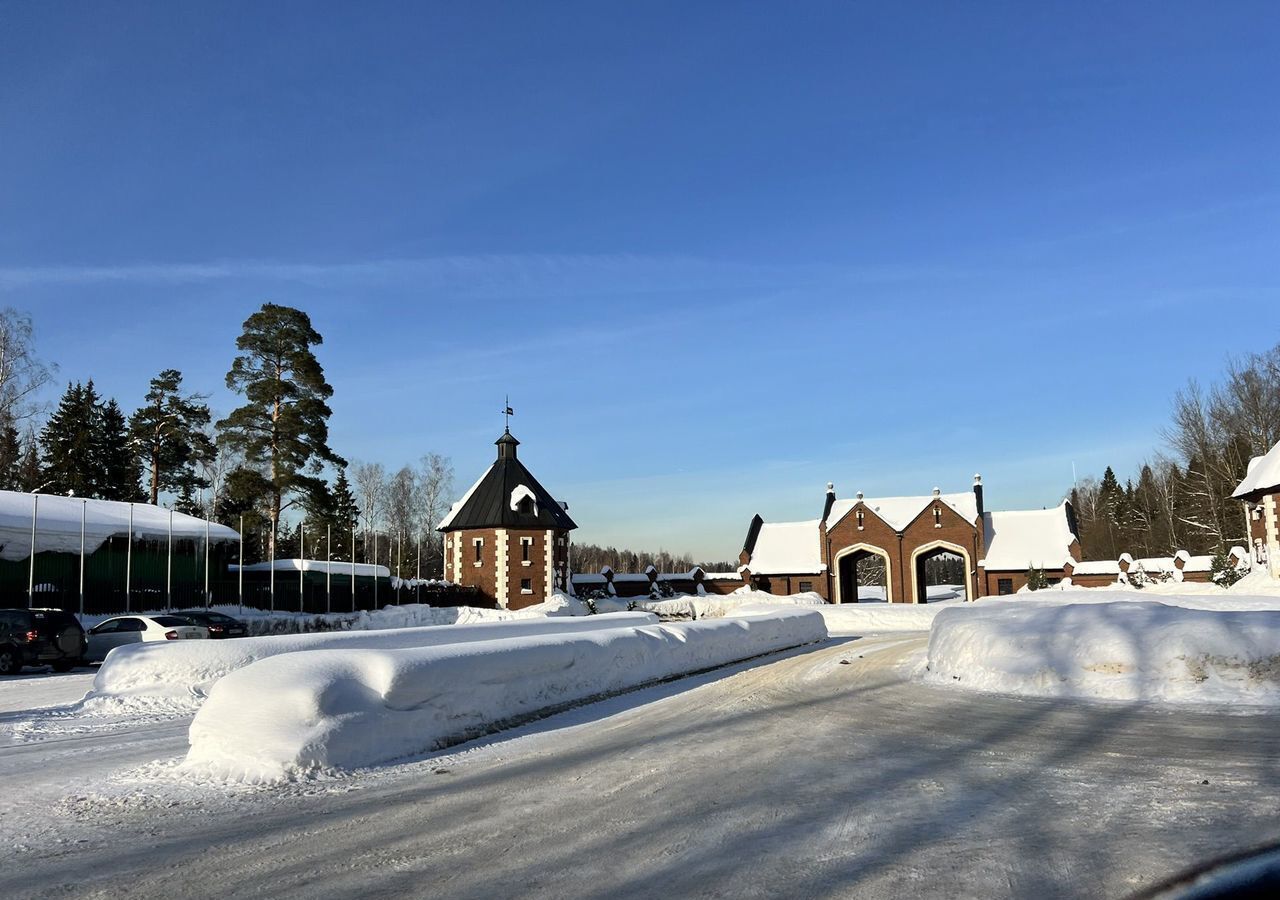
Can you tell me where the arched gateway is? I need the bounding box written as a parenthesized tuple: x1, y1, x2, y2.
(739, 476, 1081, 603)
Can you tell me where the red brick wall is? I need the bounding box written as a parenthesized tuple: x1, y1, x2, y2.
(444, 527, 569, 610)
(749, 573, 827, 599)
(824, 500, 980, 603)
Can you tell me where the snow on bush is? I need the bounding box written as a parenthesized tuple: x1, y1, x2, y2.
(184, 609, 828, 781)
(87, 611, 658, 715)
(925, 600, 1280, 706)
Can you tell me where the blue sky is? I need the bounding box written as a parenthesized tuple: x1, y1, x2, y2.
(1, 2, 1277, 560)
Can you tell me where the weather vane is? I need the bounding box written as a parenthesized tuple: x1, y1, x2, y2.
(502, 396, 514, 432)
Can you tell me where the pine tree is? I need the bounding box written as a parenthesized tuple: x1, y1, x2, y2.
(128, 368, 215, 505)
(217, 304, 344, 557)
(98, 398, 142, 502)
(174, 480, 202, 516)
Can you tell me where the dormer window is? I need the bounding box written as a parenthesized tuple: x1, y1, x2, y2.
(519, 496, 534, 516)
(510, 485, 537, 517)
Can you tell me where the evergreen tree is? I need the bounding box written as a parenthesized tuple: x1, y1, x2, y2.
(40, 381, 101, 496)
(1096, 466, 1123, 559)
(0, 414, 22, 490)
(128, 368, 215, 505)
(174, 480, 202, 516)
(17, 430, 41, 491)
(217, 304, 344, 556)
(98, 398, 142, 502)
(216, 465, 272, 563)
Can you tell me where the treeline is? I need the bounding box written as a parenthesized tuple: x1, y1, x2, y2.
(570, 543, 737, 575)
(0, 304, 454, 578)
(1072, 343, 1280, 559)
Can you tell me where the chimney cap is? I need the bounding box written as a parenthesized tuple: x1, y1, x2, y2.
(974, 473, 983, 486)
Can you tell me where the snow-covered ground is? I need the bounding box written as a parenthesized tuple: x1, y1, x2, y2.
(1, 633, 1277, 899)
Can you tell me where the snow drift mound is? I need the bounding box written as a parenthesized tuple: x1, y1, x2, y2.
(87, 612, 658, 714)
(925, 601, 1280, 706)
(185, 609, 827, 781)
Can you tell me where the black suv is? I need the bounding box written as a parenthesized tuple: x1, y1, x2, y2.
(0, 608, 88, 675)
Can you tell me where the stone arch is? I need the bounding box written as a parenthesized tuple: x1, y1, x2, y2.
(832, 542, 894, 604)
(909, 539, 973, 604)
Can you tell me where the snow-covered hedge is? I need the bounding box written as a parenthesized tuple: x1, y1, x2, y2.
(925, 600, 1280, 705)
(87, 611, 658, 715)
(184, 609, 828, 781)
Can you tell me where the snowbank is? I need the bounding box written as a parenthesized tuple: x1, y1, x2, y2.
(87, 612, 658, 714)
(185, 609, 827, 781)
(925, 600, 1280, 706)
(638, 590, 826, 620)
(817, 597, 967, 635)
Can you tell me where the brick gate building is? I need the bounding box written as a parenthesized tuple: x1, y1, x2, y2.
(739, 476, 1081, 603)
(1234, 439, 1280, 579)
(438, 430, 576, 609)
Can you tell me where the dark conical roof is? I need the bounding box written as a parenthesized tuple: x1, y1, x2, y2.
(437, 431, 577, 532)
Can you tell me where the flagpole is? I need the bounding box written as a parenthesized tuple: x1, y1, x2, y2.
(204, 515, 211, 607)
(238, 514, 244, 613)
(326, 522, 332, 614)
(350, 519, 356, 611)
(79, 499, 87, 616)
(166, 508, 173, 612)
(28, 493, 38, 608)
(299, 516, 306, 612)
(126, 503, 133, 612)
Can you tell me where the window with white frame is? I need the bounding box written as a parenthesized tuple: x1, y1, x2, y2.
(521, 536, 532, 564)
(473, 537, 484, 565)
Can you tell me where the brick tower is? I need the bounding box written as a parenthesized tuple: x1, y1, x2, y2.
(438, 429, 577, 609)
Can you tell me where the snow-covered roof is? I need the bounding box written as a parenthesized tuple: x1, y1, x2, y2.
(979, 502, 1077, 571)
(702, 572, 742, 580)
(1071, 560, 1120, 576)
(232, 559, 391, 578)
(745, 520, 825, 575)
(0, 490, 239, 563)
(1233, 442, 1280, 498)
(827, 492, 978, 532)
(1181, 555, 1214, 573)
(1131, 557, 1176, 573)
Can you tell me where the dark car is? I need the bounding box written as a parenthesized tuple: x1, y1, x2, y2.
(173, 610, 249, 639)
(0, 608, 88, 675)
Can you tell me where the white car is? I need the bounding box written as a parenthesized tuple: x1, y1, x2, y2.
(85, 614, 209, 662)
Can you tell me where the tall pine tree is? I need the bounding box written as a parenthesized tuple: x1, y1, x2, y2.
(217, 304, 344, 556)
(128, 368, 215, 505)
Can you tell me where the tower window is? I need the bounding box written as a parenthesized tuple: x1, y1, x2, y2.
(521, 536, 532, 564)
(520, 578, 533, 594)
(933, 506, 942, 528)
(473, 538, 483, 565)
(856, 509, 864, 530)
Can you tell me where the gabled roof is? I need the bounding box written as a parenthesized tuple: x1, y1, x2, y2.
(1233, 441, 1280, 499)
(826, 491, 979, 533)
(744, 520, 825, 575)
(980, 502, 1077, 571)
(437, 431, 577, 532)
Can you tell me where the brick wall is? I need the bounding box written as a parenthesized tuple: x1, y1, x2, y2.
(824, 499, 980, 603)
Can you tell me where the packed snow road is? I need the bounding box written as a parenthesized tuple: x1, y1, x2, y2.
(1, 636, 1278, 899)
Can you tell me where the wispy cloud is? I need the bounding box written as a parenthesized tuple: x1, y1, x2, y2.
(0, 253, 970, 297)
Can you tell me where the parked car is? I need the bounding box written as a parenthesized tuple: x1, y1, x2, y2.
(173, 610, 248, 639)
(85, 615, 208, 662)
(0, 608, 88, 675)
